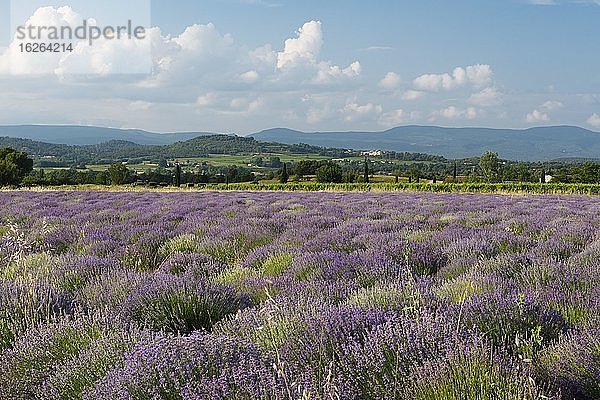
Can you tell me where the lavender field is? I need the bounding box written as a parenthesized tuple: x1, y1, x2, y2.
(0, 191, 598, 399)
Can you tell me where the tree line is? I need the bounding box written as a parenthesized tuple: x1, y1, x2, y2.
(2, 146, 600, 187)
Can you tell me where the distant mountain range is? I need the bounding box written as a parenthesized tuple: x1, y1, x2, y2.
(0, 125, 208, 145)
(1, 124, 599, 161)
(251, 126, 600, 161)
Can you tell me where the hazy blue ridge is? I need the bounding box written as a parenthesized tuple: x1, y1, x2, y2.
(251, 125, 600, 161)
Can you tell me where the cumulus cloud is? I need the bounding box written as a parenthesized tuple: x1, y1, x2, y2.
(466, 65, 494, 87)
(525, 100, 563, 124)
(277, 21, 323, 70)
(142, 23, 238, 87)
(433, 106, 478, 120)
(526, 109, 550, 123)
(401, 90, 424, 101)
(342, 100, 383, 123)
(2, 10, 360, 90)
(0, 9, 371, 131)
(379, 72, 401, 90)
(1, 6, 151, 76)
(587, 113, 600, 128)
(314, 60, 361, 84)
(239, 70, 260, 83)
(468, 87, 503, 106)
(379, 109, 421, 127)
(413, 64, 492, 92)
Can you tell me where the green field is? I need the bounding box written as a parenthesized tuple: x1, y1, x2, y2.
(84, 153, 438, 174)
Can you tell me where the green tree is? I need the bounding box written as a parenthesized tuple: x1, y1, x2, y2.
(279, 162, 289, 184)
(107, 163, 131, 185)
(343, 170, 357, 183)
(453, 160, 458, 181)
(174, 163, 182, 186)
(407, 167, 421, 183)
(269, 156, 282, 168)
(479, 151, 499, 183)
(363, 157, 370, 183)
(293, 160, 325, 176)
(95, 170, 110, 185)
(579, 162, 600, 184)
(224, 166, 254, 183)
(251, 156, 264, 167)
(315, 162, 343, 183)
(0, 148, 33, 186)
(22, 169, 46, 186)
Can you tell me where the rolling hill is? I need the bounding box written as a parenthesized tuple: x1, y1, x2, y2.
(0, 135, 359, 166)
(251, 125, 600, 161)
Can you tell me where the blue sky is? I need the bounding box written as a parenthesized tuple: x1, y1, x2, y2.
(0, 0, 599, 133)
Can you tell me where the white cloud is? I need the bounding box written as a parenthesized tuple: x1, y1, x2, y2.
(524, 100, 563, 124)
(343, 100, 383, 122)
(277, 20, 323, 70)
(379, 72, 401, 90)
(401, 90, 424, 101)
(144, 23, 237, 86)
(587, 113, 600, 128)
(466, 65, 493, 88)
(1, 6, 152, 76)
(2, 6, 81, 75)
(196, 93, 218, 107)
(540, 100, 563, 111)
(413, 64, 492, 92)
(0, 9, 369, 132)
(526, 109, 550, 123)
(379, 109, 421, 127)
(433, 106, 478, 120)
(315, 60, 361, 84)
(413, 68, 463, 92)
(2, 9, 361, 92)
(273, 21, 361, 84)
(240, 70, 260, 83)
(469, 87, 502, 107)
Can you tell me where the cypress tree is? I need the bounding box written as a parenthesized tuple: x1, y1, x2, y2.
(541, 169, 546, 184)
(364, 157, 369, 183)
(175, 163, 181, 187)
(280, 163, 289, 184)
(453, 160, 457, 181)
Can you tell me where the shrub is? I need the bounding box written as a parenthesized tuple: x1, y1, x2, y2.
(122, 273, 248, 333)
(88, 332, 281, 399)
(537, 327, 600, 399)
